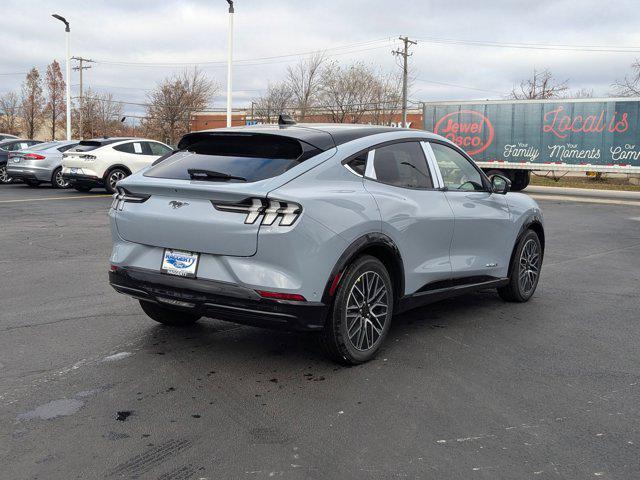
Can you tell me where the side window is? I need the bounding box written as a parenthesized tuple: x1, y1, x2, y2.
(430, 142, 485, 191)
(345, 151, 367, 176)
(114, 142, 135, 154)
(148, 142, 172, 156)
(371, 142, 433, 189)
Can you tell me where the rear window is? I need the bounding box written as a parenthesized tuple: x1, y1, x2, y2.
(145, 134, 306, 183)
(69, 138, 126, 152)
(31, 141, 61, 151)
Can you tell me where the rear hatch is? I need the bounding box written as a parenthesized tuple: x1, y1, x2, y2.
(113, 130, 332, 257)
(62, 138, 123, 168)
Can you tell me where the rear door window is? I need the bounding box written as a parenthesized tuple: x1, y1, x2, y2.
(145, 134, 308, 183)
(369, 142, 433, 189)
(114, 142, 136, 154)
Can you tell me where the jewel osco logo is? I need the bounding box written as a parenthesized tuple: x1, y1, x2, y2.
(434, 109, 494, 156)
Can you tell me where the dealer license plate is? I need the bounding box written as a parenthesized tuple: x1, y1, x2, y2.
(160, 249, 199, 278)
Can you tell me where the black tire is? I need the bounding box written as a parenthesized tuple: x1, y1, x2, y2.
(25, 179, 41, 187)
(498, 229, 543, 302)
(139, 300, 201, 327)
(0, 165, 12, 184)
(105, 168, 129, 194)
(74, 185, 92, 192)
(321, 255, 394, 365)
(510, 171, 530, 191)
(51, 167, 70, 189)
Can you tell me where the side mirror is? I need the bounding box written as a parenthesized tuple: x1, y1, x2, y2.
(490, 174, 511, 194)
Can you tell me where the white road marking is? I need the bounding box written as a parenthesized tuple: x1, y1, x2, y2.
(101, 351, 132, 362)
(0, 194, 111, 204)
(530, 194, 640, 207)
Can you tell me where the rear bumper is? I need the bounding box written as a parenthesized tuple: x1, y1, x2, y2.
(109, 267, 328, 331)
(62, 173, 104, 188)
(6, 166, 53, 182)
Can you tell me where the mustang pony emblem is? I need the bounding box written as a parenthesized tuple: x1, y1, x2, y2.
(169, 201, 189, 209)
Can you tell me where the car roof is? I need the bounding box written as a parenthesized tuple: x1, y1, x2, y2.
(0, 138, 41, 146)
(80, 137, 135, 147)
(180, 124, 428, 151)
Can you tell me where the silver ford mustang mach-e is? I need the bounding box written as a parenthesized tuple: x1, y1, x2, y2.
(108, 119, 544, 364)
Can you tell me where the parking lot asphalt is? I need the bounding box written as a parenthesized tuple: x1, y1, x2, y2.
(1, 183, 639, 480)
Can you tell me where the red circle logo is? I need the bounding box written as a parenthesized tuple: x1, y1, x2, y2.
(433, 109, 494, 156)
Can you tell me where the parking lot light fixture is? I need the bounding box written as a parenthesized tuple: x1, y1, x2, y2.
(52, 14, 72, 140)
(226, 0, 234, 128)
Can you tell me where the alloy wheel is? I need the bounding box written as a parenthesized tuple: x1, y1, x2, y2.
(55, 169, 69, 188)
(346, 271, 389, 351)
(0, 166, 11, 183)
(108, 170, 126, 190)
(518, 238, 541, 295)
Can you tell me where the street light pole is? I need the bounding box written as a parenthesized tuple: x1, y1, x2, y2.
(226, 0, 234, 128)
(52, 14, 71, 140)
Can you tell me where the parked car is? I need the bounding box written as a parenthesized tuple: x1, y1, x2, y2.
(0, 133, 18, 142)
(108, 120, 544, 364)
(6, 140, 79, 188)
(61, 137, 173, 193)
(0, 139, 43, 184)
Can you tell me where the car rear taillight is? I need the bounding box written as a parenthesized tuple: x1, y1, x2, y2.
(212, 198, 302, 227)
(256, 290, 306, 302)
(111, 187, 150, 211)
(24, 153, 46, 160)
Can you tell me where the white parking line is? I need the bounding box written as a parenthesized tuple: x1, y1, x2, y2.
(530, 194, 640, 207)
(0, 194, 112, 204)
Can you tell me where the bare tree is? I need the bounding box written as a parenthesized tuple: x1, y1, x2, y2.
(44, 60, 66, 140)
(20, 68, 45, 138)
(612, 59, 640, 97)
(0, 92, 21, 135)
(570, 88, 594, 99)
(73, 89, 123, 138)
(319, 61, 384, 123)
(253, 83, 292, 123)
(510, 68, 568, 100)
(286, 53, 324, 120)
(368, 71, 403, 126)
(143, 68, 217, 145)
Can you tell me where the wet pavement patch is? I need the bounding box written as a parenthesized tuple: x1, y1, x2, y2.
(116, 410, 133, 422)
(17, 398, 84, 421)
(104, 431, 130, 441)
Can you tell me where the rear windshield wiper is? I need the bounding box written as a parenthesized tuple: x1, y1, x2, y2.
(187, 168, 247, 182)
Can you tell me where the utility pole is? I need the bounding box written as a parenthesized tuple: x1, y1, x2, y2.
(72, 57, 94, 139)
(392, 36, 417, 128)
(225, 0, 234, 127)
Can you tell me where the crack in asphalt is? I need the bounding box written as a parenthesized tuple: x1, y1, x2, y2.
(1, 312, 142, 332)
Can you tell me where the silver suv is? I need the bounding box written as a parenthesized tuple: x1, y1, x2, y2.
(108, 120, 544, 364)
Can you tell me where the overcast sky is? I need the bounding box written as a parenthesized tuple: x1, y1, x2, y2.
(2, 0, 640, 118)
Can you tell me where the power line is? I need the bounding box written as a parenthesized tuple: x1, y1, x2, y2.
(415, 78, 503, 95)
(416, 36, 640, 53)
(91, 38, 394, 68)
